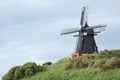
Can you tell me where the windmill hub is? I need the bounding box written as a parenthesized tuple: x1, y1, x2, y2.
(61, 6, 106, 60)
(83, 32, 87, 36)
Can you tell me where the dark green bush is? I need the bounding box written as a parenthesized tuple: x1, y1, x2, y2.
(2, 62, 45, 80)
(42, 62, 52, 66)
(22, 62, 37, 70)
(24, 68, 35, 77)
(2, 66, 20, 80)
(35, 65, 45, 72)
(14, 66, 24, 80)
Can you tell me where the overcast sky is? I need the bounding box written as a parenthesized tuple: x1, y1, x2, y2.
(0, 0, 120, 79)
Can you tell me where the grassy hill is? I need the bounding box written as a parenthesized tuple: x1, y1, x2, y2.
(20, 49, 120, 80)
(2, 49, 120, 80)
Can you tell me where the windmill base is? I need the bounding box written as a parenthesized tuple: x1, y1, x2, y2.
(70, 53, 89, 61)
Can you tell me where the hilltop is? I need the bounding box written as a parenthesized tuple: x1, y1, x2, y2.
(2, 49, 120, 80)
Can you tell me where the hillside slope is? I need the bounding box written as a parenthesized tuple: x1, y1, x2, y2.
(21, 50, 120, 80)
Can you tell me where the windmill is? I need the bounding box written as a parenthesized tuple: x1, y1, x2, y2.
(60, 6, 106, 59)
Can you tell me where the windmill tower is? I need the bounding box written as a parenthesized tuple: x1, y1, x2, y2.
(61, 6, 106, 56)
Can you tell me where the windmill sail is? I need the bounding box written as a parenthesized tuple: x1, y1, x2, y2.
(75, 37, 81, 53)
(94, 26, 106, 33)
(60, 27, 80, 35)
(83, 24, 106, 30)
(80, 6, 88, 27)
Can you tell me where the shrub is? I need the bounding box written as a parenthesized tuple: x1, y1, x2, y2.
(64, 62, 73, 70)
(78, 61, 88, 68)
(101, 57, 120, 71)
(14, 66, 24, 80)
(2, 66, 21, 80)
(22, 62, 37, 70)
(43, 62, 52, 66)
(79, 57, 89, 68)
(64, 56, 89, 70)
(24, 68, 35, 77)
(93, 59, 107, 68)
(2, 62, 45, 80)
(101, 49, 120, 58)
(87, 60, 95, 67)
(35, 65, 45, 72)
(64, 50, 120, 70)
(72, 61, 79, 69)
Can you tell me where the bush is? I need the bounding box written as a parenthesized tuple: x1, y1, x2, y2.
(78, 61, 88, 68)
(87, 60, 95, 67)
(24, 68, 35, 77)
(43, 62, 52, 66)
(64, 56, 89, 70)
(64, 49, 120, 70)
(101, 49, 120, 58)
(93, 59, 107, 68)
(78, 57, 89, 68)
(22, 62, 37, 70)
(14, 66, 24, 80)
(72, 61, 79, 69)
(2, 66, 21, 80)
(64, 62, 73, 70)
(2, 62, 45, 80)
(35, 65, 45, 72)
(101, 57, 120, 71)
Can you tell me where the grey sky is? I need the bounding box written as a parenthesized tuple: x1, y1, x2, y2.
(0, 0, 120, 79)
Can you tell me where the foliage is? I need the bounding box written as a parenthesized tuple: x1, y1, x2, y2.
(64, 50, 120, 70)
(64, 53, 105, 69)
(42, 62, 52, 66)
(100, 49, 120, 58)
(2, 66, 21, 80)
(64, 61, 73, 70)
(2, 62, 45, 80)
(101, 57, 120, 71)
(14, 66, 24, 80)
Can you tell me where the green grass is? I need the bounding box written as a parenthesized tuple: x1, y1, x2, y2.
(21, 69, 120, 80)
(21, 54, 120, 80)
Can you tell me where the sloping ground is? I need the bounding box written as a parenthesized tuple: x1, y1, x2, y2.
(20, 49, 120, 80)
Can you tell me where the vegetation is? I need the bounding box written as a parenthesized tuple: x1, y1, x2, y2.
(2, 49, 120, 80)
(2, 62, 45, 80)
(65, 49, 120, 71)
(42, 62, 52, 66)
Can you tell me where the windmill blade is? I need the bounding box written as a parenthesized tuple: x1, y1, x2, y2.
(60, 27, 80, 35)
(94, 26, 106, 33)
(80, 6, 88, 27)
(83, 24, 107, 30)
(74, 37, 80, 53)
